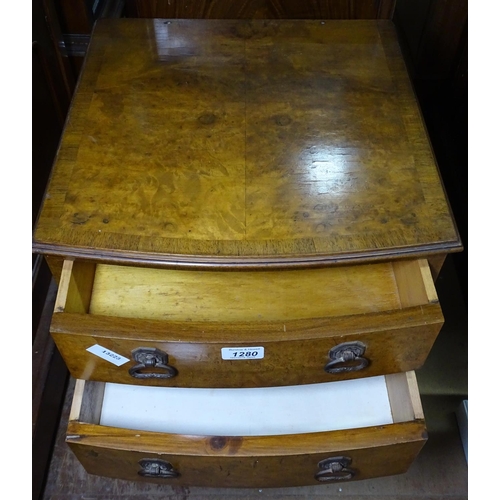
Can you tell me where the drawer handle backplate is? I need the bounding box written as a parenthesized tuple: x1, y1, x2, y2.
(324, 341, 369, 374)
(129, 347, 178, 379)
(315, 456, 355, 482)
(138, 458, 179, 478)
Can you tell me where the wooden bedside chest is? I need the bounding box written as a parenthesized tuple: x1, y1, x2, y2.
(33, 18, 462, 487)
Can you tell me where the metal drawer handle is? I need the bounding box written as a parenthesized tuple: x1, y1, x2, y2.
(129, 347, 178, 379)
(324, 341, 369, 374)
(315, 456, 355, 482)
(138, 458, 179, 478)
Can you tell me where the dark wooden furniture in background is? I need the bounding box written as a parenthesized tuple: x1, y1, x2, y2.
(124, 0, 396, 19)
(394, 0, 467, 299)
(53, 0, 124, 74)
(33, 0, 74, 229)
(33, 1, 74, 498)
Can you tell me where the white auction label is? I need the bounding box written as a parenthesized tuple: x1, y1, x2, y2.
(87, 344, 130, 366)
(221, 347, 264, 360)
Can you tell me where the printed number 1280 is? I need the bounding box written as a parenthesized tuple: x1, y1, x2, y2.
(221, 347, 264, 360)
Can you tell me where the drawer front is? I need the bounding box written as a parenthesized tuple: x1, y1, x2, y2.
(67, 422, 426, 488)
(52, 309, 442, 387)
(51, 258, 443, 388)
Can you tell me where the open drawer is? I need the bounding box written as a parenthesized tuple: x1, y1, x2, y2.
(67, 372, 427, 487)
(50, 259, 443, 387)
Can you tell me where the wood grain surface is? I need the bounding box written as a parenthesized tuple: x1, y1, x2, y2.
(67, 424, 426, 487)
(50, 258, 443, 387)
(42, 378, 469, 498)
(126, 0, 397, 20)
(88, 261, 405, 321)
(65, 374, 426, 487)
(51, 306, 443, 387)
(33, 19, 461, 268)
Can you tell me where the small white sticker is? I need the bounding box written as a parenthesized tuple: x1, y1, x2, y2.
(87, 344, 130, 366)
(221, 347, 264, 360)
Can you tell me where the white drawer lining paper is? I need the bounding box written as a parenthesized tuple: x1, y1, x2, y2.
(99, 376, 393, 436)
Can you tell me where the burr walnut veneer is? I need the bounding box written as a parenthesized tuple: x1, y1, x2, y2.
(67, 372, 426, 487)
(33, 19, 461, 487)
(52, 258, 442, 388)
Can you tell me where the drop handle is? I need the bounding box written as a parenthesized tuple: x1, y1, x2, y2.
(138, 458, 179, 478)
(315, 456, 355, 481)
(129, 347, 178, 379)
(324, 341, 369, 374)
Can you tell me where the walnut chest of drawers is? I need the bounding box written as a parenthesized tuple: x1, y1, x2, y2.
(32, 18, 462, 488)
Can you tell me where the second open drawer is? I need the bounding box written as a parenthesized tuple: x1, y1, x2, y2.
(50, 258, 443, 388)
(66, 371, 427, 487)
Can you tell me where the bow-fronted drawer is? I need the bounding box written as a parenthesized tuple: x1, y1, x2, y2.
(50, 259, 443, 387)
(67, 371, 426, 487)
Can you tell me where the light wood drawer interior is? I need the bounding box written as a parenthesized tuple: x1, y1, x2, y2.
(67, 372, 426, 487)
(58, 258, 438, 321)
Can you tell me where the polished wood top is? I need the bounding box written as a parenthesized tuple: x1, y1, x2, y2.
(33, 19, 461, 268)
